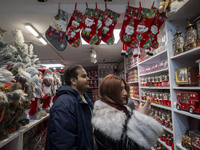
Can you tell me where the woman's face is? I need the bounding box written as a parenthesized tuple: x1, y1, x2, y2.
(119, 82, 128, 105)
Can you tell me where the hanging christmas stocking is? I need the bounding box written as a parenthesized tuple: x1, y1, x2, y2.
(151, 12, 167, 49)
(120, 3, 142, 55)
(136, 2, 158, 45)
(66, 3, 85, 48)
(94, 6, 104, 45)
(120, 3, 141, 44)
(142, 12, 166, 55)
(101, 4, 120, 45)
(81, 3, 98, 45)
(45, 9, 68, 51)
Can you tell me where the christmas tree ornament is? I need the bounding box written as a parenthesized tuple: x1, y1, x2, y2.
(101, 3, 120, 45)
(66, 3, 85, 48)
(45, 7, 68, 51)
(81, 3, 99, 45)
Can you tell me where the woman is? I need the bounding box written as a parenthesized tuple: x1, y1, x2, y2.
(92, 74, 163, 150)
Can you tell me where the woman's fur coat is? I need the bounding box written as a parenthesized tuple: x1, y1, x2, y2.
(92, 100, 163, 149)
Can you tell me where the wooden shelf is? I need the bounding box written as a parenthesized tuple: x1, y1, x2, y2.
(126, 64, 138, 71)
(162, 125, 173, 134)
(168, 0, 198, 23)
(20, 114, 49, 134)
(174, 109, 200, 120)
(151, 103, 172, 111)
(0, 114, 49, 148)
(127, 81, 138, 84)
(173, 86, 200, 90)
(139, 68, 168, 77)
(139, 50, 167, 65)
(171, 46, 200, 60)
(140, 87, 170, 90)
(176, 143, 186, 150)
(0, 132, 19, 148)
(158, 138, 172, 150)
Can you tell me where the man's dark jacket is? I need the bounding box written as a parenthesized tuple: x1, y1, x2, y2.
(45, 85, 94, 150)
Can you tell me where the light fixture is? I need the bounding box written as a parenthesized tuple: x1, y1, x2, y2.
(38, 37, 47, 45)
(90, 50, 97, 58)
(41, 64, 65, 68)
(90, 50, 97, 64)
(81, 29, 121, 45)
(25, 24, 39, 37)
(25, 23, 47, 45)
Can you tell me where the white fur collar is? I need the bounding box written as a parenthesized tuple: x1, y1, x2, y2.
(92, 100, 164, 149)
(92, 100, 127, 140)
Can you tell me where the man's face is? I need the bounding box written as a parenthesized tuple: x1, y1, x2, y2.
(75, 68, 90, 94)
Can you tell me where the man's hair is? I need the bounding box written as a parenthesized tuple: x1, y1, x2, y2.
(64, 65, 83, 86)
(99, 74, 129, 104)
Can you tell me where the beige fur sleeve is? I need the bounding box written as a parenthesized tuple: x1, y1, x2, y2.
(127, 110, 163, 149)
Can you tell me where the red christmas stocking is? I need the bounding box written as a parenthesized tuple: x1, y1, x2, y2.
(151, 12, 166, 49)
(81, 4, 98, 45)
(137, 2, 158, 44)
(142, 12, 166, 55)
(120, 3, 142, 44)
(67, 3, 85, 48)
(101, 4, 120, 45)
(94, 7, 104, 45)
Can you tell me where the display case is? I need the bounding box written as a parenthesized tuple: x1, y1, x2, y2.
(125, 1, 200, 149)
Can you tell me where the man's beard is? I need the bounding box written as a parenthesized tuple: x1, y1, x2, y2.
(76, 82, 88, 93)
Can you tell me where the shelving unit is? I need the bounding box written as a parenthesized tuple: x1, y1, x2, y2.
(124, 1, 200, 149)
(158, 138, 172, 150)
(0, 115, 49, 150)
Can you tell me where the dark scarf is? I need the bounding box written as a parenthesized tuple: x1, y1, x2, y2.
(101, 99, 129, 116)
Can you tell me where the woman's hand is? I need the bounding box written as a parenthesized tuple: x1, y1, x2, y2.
(134, 96, 151, 115)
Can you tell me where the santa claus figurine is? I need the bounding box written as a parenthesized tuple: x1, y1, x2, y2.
(25, 67, 44, 120)
(42, 69, 54, 113)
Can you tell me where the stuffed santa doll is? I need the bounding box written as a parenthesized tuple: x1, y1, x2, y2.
(26, 67, 44, 120)
(42, 69, 54, 113)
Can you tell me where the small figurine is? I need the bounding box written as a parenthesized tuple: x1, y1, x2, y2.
(158, 93, 163, 105)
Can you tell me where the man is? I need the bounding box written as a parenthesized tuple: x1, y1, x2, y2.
(45, 65, 94, 150)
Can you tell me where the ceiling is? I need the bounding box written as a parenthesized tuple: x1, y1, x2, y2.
(0, 0, 160, 67)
